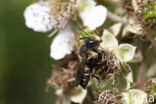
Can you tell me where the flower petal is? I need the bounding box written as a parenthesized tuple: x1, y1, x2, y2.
(122, 89, 148, 104)
(50, 24, 74, 60)
(70, 87, 87, 103)
(79, 5, 107, 30)
(117, 44, 136, 62)
(24, 1, 56, 32)
(100, 30, 118, 51)
(109, 23, 122, 36)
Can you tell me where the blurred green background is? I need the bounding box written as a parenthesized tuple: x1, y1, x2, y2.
(0, 0, 56, 104)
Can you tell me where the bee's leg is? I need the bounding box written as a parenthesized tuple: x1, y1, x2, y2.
(91, 68, 100, 85)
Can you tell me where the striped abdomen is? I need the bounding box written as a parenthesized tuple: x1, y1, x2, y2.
(76, 61, 91, 89)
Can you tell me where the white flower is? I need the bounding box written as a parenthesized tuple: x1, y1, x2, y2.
(24, 0, 107, 60)
(79, 5, 107, 30)
(24, 1, 56, 32)
(50, 24, 74, 60)
(100, 30, 136, 62)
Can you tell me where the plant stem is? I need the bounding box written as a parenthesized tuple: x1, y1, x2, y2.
(107, 11, 127, 25)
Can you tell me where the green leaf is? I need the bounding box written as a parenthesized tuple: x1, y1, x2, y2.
(98, 79, 115, 91)
(114, 75, 131, 90)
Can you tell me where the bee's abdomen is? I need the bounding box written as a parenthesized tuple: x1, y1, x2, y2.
(76, 62, 91, 89)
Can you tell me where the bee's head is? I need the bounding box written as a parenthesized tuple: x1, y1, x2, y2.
(80, 34, 102, 49)
(78, 26, 102, 49)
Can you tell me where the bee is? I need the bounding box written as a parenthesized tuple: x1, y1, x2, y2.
(75, 28, 120, 89)
(75, 28, 102, 89)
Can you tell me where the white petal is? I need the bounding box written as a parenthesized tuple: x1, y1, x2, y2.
(55, 89, 63, 96)
(125, 71, 133, 83)
(50, 24, 74, 60)
(117, 44, 136, 62)
(70, 87, 87, 103)
(109, 23, 122, 36)
(79, 5, 107, 30)
(100, 30, 118, 51)
(24, 1, 56, 32)
(122, 89, 148, 104)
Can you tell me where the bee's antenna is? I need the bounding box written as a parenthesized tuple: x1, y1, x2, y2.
(77, 25, 89, 37)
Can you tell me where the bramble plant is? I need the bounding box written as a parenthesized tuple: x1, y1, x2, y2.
(24, 0, 156, 104)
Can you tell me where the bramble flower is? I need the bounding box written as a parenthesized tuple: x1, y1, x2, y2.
(99, 26, 135, 90)
(100, 29, 136, 62)
(24, 0, 107, 60)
